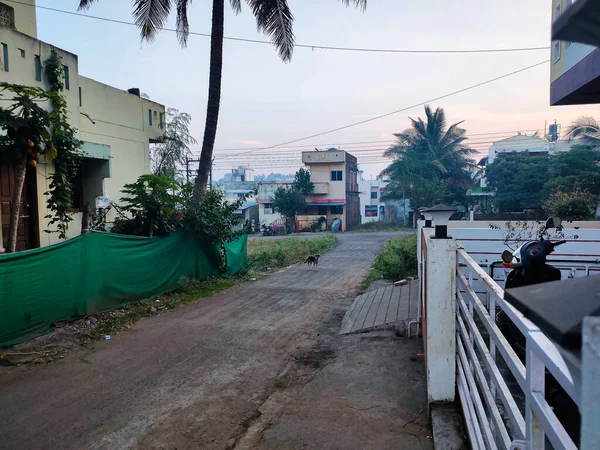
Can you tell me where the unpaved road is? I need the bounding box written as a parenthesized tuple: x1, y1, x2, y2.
(0, 232, 430, 450)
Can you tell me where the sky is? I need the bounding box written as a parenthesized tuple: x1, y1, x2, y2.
(31, 0, 600, 180)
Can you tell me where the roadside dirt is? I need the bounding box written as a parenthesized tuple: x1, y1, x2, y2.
(0, 232, 429, 450)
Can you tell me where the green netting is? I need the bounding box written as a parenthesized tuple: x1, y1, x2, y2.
(0, 231, 248, 346)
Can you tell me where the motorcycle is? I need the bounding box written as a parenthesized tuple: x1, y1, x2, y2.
(260, 225, 274, 237)
(497, 216, 580, 445)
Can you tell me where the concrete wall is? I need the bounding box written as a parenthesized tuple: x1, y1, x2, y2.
(1, 0, 37, 39)
(0, 26, 164, 247)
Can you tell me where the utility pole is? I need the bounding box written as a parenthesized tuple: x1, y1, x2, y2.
(185, 156, 190, 184)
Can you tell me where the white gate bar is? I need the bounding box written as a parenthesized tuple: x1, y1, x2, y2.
(457, 332, 505, 450)
(457, 311, 517, 446)
(457, 361, 487, 450)
(457, 295, 526, 439)
(529, 391, 577, 450)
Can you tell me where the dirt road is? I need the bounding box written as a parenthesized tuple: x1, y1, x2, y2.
(0, 232, 430, 450)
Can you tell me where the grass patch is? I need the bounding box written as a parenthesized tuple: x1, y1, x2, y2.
(248, 234, 338, 272)
(351, 222, 414, 233)
(84, 235, 338, 341)
(360, 235, 417, 291)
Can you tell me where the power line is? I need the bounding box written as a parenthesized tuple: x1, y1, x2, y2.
(207, 129, 542, 153)
(219, 60, 549, 159)
(7, 0, 551, 55)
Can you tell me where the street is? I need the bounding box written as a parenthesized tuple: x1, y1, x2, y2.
(0, 232, 430, 450)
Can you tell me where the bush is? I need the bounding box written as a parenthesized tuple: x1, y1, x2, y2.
(248, 235, 338, 272)
(363, 235, 417, 286)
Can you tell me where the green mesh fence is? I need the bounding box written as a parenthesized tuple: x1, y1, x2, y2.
(0, 231, 247, 346)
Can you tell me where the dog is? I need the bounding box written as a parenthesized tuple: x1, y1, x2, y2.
(305, 254, 321, 270)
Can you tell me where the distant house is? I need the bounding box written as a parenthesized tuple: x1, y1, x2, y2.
(256, 181, 293, 227)
(299, 149, 360, 231)
(218, 167, 259, 228)
(0, 1, 164, 251)
(358, 173, 412, 225)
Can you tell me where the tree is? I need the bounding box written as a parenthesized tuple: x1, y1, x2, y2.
(272, 186, 304, 232)
(112, 174, 183, 237)
(0, 80, 81, 252)
(152, 108, 197, 179)
(544, 189, 595, 221)
(293, 168, 314, 196)
(485, 153, 551, 212)
(565, 116, 600, 147)
(543, 145, 600, 198)
(79, 0, 367, 207)
(382, 105, 475, 211)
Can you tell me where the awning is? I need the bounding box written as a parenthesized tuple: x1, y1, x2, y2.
(305, 202, 345, 206)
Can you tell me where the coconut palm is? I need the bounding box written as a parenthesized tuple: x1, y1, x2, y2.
(78, 0, 367, 206)
(565, 116, 600, 147)
(383, 105, 475, 210)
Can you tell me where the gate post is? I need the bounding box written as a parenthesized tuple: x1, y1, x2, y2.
(422, 204, 458, 404)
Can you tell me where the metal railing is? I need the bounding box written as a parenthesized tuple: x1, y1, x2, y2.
(456, 248, 580, 450)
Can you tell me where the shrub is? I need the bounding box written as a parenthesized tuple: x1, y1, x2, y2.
(363, 235, 417, 286)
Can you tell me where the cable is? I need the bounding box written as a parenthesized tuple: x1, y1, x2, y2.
(7, 0, 551, 55)
(218, 60, 549, 160)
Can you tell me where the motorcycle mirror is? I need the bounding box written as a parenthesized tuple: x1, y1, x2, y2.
(501, 250, 513, 263)
(545, 216, 562, 229)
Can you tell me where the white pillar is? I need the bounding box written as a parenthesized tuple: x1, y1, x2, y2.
(581, 317, 600, 449)
(425, 234, 457, 403)
(469, 210, 474, 221)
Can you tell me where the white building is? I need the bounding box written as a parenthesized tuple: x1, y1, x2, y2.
(358, 172, 411, 225)
(0, 1, 165, 251)
(487, 134, 574, 164)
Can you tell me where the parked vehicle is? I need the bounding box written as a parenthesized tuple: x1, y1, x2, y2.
(497, 216, 579, 445)
(260, 225, 274, 236)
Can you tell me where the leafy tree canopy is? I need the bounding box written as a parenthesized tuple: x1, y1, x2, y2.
(293, 168, 314, 196)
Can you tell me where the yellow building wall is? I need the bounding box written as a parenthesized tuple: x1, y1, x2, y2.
(0, 27, 164, 248)
(550, 0, 567, 83)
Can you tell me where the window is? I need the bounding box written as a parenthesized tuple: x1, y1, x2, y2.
(330, 205, 343, 214)
(236, 193, 245, 198)
(555, 2, 561, 18)
(553, 41, 561, 63)
(370, 191, 378, 199)
(317, 206, 327, 216)
(63, 65, 70, 90)
(78, 87, 82, 107)
(148, 109, 153, 126)
(34, 55, 41, 81)
(18, 48, 25, 58)
(365, 205, 378, 217)
(264, 203, 273, 214)
(159, 112, 164, 129)
(2, 43, 8, 72)
(331, 170, 343, 181)
(0, 3, 15, 29)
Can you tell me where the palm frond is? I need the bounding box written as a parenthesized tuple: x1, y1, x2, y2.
(230, 0, 242, 13)
(77, 0, 98, 10)
(175, 0, 191, 46)
(246, 0, 295, 62)
(339, 0, 367, 11)
(133, 0, 173, 42)
(565, 116, 600, 142)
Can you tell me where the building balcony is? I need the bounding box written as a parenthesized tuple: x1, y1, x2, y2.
(312, 182, 329, 194)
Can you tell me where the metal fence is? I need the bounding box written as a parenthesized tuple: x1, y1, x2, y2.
(456, 248, 579, 450)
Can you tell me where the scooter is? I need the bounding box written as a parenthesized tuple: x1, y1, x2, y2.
(497, 217, 580, 445)
(261, 225, 274, 237)
(497, 216, 566, 357)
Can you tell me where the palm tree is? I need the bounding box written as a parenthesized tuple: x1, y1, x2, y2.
(565, 116, 600, 147)
(383, 105, 475, 210)
(78, 0, 367, 206)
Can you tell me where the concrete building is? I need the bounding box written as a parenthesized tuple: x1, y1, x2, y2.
(300, 149, 360, 231)
(486, 134, 574, 165)
(358, 173, 411, 225)
(550, 0, 600, 105)
(0, 0, 164, 251)
(256, 181, 291, 227)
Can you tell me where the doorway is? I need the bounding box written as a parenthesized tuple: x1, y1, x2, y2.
(0, 162, 38, 252)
